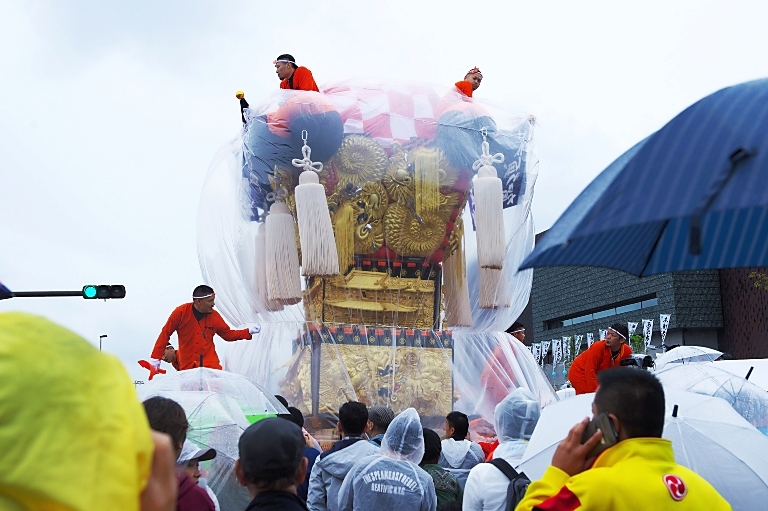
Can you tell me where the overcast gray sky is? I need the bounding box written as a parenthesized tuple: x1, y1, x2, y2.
(2, 0, 767, 384)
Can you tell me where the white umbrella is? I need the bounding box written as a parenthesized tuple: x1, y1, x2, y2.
(516, 393, 595, 478)
(517, 390, 768, 511)
(654, 345, 722, 371)
(715, 359, 768, 392)
(656, 364, 768, 433)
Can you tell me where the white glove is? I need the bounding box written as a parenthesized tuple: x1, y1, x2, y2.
(150, 358, 162, 369)
(248, 323, 261, 335)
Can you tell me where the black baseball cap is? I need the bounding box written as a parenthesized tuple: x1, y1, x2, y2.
(238, 417, 305, 480)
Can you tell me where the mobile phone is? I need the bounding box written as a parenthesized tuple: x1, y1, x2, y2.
(581, 412, 618, 458)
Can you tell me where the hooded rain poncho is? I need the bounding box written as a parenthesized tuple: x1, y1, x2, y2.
(0, 313, 154, 511)
(338, 408, 436, 511)
(463, 389, 541, 511)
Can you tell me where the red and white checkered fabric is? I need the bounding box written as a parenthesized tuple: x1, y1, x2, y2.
(323, 82, 443, 146)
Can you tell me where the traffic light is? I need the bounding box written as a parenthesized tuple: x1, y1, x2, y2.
(82, 285, 126, 299)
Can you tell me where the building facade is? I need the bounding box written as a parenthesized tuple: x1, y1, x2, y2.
(518, 253, 768, 360)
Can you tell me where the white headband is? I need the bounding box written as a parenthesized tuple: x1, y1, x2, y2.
(511, 328, 525, 334)
(608, 327, 626, 340)
(193, 293, 214, 299)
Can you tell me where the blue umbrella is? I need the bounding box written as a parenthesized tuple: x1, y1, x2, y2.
(0, 282, 12, 301)
(521, 78, 768, 276)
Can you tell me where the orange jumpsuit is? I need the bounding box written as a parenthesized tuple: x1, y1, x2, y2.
(480, 344, 519, 407)
(455, 80, 474, 97)
(568, 340, 632, 395)
(280, 66, 319, 92)
(151, 303, 251, 370)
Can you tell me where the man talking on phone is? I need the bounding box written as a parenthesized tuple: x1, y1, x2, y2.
(516, 368, 731, 510)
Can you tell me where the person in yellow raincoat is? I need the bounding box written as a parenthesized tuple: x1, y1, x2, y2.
(0, 312, 175, 511)
(516, 368, 731, 511)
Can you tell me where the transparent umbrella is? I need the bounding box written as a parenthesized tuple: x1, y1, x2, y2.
(654, 345, 722, 371)
(139, 369, 289, 510)
(139, 367, 288, 422)
(516, 392, 595, 479)
(715, 359, 768, 392)
(517, 390, 768, 511)
(657, 363, 768, 433)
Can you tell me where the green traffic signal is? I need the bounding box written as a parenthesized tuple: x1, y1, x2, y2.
(82, 285, 126, 299)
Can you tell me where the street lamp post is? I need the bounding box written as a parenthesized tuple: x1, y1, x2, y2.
(99, 334, 107, 352)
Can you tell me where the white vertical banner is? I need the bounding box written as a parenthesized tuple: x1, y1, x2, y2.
(541, 340, 551, 366)
(587, 332, 595, 348)
(660, 314, 671, 347)
(642, 319, 654, 354)
(599, 329, 607, 341)
(563, 336, 573, 362)
(627, 322, 639, 344)
(532, 343, 542, 365)
(552, 339, 562, 366)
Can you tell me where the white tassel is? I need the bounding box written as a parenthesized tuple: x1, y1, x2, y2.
(255, 222, 284, 311)
(265, 201, 302, 305)
(473, 133, 506, 269)
(443, 244, 472, 327)
(292, 130, 339, 277)
(295, 171, 340, 277)
(479, 266, 511, 309)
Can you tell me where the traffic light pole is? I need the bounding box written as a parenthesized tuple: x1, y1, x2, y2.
(1, 286, 126, 300)
(9, 291, 84, 298)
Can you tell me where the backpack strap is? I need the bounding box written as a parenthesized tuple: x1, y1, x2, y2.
(489, 457, 520, 481)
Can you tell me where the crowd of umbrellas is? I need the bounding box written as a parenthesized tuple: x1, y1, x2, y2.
(531, 355, 768, 511)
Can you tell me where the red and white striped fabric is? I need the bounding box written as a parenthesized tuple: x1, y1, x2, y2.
(323, 82, 445, 146)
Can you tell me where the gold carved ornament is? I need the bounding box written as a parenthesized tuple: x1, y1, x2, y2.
(352, 182, 387, 254)
(383, 202, 446, 258)
(330, 134, 388, 188)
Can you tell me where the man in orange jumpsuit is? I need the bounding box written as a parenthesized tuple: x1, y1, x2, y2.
(478, 322, 526, 459)
(480, 322, 525, 406)
(275, 54, 319, 92)
(455, 66, 483, 98)
(568, 323, 632, 394)
(147, 285, 259, 374)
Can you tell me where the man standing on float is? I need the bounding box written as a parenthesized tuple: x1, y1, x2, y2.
(455, 66, 483, 97)
(146, 285, 259, 375)
(274, 54, 319, 92)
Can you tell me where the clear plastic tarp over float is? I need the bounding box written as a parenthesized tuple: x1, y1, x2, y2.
(197, 79, 555, 438)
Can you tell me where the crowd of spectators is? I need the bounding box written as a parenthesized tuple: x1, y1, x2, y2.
(0, 312, 732, 511)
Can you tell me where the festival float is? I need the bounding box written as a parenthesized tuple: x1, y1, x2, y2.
(196, 78, 557, 437)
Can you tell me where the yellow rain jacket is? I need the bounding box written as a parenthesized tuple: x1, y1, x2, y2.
(516, 438, 731, 510)
(0, 313, 154, 510)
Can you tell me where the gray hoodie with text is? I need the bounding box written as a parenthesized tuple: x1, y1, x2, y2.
(307, 439, 380, 511)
